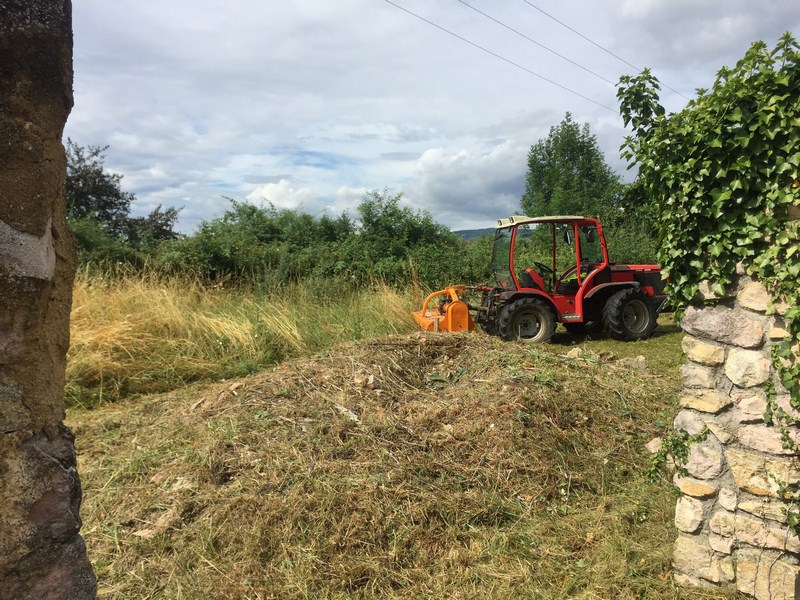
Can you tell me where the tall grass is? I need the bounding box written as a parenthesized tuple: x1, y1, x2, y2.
(67, 267, 420, 407)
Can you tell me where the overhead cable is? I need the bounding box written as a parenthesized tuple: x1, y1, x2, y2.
(383, 0, 618, 114)
(520, 0, 691, 100)
(456, 0, 616, 86)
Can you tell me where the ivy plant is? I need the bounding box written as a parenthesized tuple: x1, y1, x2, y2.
(617, 33, 800, 408)
(646, 427, 708, 484)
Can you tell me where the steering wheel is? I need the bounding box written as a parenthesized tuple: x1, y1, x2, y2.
(533, 261, 554, 276)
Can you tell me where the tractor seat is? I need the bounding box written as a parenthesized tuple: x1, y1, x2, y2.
(519, 269, 545, 291)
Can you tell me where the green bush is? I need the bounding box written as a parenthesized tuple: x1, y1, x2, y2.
(70, 217, 138, 265)
(153, 191, 495, 289)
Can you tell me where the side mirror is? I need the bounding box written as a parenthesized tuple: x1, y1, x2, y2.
(563, 227, 572, 245)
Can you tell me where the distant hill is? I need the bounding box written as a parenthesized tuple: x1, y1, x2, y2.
(452, 227, 494, 241)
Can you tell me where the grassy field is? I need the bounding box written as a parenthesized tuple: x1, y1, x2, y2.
(67, 272, 742, 599)
(67, 268, 419, 407)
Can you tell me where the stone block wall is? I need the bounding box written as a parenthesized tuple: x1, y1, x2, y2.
(672, 274, 799, 599)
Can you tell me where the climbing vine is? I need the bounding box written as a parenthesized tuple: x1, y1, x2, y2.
(646, 427, 709, 484)
(617, 33, 800, 408)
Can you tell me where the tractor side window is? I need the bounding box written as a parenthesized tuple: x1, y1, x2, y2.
(492, 227, 514, 289)
(578, 225, 603, 264)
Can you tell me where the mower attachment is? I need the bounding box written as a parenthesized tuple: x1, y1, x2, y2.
(412, 285, 475, 333)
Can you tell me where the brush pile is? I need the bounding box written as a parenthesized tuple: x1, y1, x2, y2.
(70, 331, 736, 599)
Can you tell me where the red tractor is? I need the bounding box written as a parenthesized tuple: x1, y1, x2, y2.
(413, 215, 668, 343)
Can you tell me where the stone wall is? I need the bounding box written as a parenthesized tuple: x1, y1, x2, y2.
(0, 1, 96, 598)
(672, 273, 799, 599)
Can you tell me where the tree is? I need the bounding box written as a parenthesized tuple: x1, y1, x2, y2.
(71, 217, 137, 264)
(65, 140, 181, 260)
(520, 114, 658, 263)
(351, 189, 460, 283)
(521, 113, 621, 217)
(156, 200, 357, 281)
(124, 204, 182, 250)
(66, 139, 134, 237)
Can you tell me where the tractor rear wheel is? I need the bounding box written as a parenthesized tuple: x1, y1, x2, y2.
(603, 288, 656, 341)
(499, 298, 556, 343)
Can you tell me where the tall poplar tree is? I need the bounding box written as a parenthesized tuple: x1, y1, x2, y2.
(521, 113, 621, 217)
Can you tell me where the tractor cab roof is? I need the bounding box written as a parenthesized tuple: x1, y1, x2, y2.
(495, 215, 589, 228)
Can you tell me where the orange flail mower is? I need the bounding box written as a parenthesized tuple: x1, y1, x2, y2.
(411, 285, 477, 333)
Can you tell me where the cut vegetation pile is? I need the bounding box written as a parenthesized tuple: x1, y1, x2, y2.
(69, 328, 741, 599)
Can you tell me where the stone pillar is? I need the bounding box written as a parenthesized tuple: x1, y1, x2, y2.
(0, 2, 96, 598)
(671, 272, 800, 599)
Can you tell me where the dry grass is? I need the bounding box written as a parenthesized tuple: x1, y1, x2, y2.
(69, 326, 743, 599)
(67, 269, 419, 406)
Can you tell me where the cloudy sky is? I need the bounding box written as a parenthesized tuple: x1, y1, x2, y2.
(65, 0, 799, 233)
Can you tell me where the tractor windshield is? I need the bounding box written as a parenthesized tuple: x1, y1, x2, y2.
(492, 227, 514, 289)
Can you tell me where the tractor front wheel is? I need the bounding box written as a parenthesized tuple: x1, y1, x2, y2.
(603, 288, 656, 341)
(499, 298, 556, 343)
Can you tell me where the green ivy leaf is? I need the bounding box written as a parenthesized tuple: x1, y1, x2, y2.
(616, 33, 800, 448)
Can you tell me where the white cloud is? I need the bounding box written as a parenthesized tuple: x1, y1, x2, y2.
(406, 139, 528, 228)
(65, 0, 799, 235)
(245, 180, 316, 211)
(617, 0, 799, 69)
(330, 187, 370, 216)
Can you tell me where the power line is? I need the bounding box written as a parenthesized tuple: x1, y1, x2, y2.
(456, 0, 616, 86)
(519, 0, 691, 100)
(521, 0, 640, 72)
(383, 0, 618, 114)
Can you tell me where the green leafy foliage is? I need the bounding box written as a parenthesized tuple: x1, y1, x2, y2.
(156, 191, 494, 289)
(764, 378, 800, 529)
(65, 146, 497, 288)
(156, 200, 330, 280)
(66, 140, 181, 258)
(619, 34, 800, 531)
(617, 34, 800, 408)
(123, 205, 181, 252)
(647, 427, 708, 483)
(66, 139, 134, 237)
(522, 113, 623, 218)
(346, 189, 462, 284)
(70, 217, 137, 264)
(520, 113, 659, 264)
(603, 226, 659, 265)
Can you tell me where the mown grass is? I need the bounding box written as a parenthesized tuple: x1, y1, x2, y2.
(67, 268, 419, 407)
(66, 269, 743, 598)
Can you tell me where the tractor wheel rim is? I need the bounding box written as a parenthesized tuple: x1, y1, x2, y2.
(515, 313, 541, 338)
(623, 300, 647, 333)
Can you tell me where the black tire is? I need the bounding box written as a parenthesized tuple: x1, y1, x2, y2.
(480, 322, 499, 336)
(603, 288, 657, 341)
(498, 298, 556, 343)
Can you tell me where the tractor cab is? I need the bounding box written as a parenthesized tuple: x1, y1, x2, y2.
(490, 215, 608, 319)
